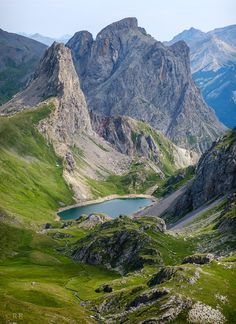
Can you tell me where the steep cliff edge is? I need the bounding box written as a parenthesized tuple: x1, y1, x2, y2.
(165, 128, 236, 220)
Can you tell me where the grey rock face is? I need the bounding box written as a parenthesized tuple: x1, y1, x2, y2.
(71, 228, 159, 274)
(148, 266, 179, 286)
(70, 216, 165, 274)
(91, 112, 198, 169)
(1, 42, 92, 140)
(166, 129, 236, 218)
(126, 288, 169, 310)
(91, 112, 160, 161)
(67, 18, 225, 153)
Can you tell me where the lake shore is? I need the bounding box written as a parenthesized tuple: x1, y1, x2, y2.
(57, 193, 158, 214)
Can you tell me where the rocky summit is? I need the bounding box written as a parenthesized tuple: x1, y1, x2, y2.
(67, 17, 226, 153)
(0, 42, 92, 141)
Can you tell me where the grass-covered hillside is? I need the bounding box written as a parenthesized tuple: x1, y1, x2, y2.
(0, 101, 235, 323)
(0, 103, 73, 225)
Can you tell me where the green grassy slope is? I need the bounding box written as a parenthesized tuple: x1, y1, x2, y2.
(0, 221, 119, 323)
(0, 103, 73, 224)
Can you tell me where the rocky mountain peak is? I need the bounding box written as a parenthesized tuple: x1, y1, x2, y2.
(97, 17, 139, 38)
(1, 41, 92, 139)
(67, 19, 226, 153)
(169, 40, 191, 71)
(67, 31, 93, 77)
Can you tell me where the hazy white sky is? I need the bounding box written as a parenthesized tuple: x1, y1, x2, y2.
(0, 0, 235, 41)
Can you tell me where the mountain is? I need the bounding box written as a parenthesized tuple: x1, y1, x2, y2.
(91, 112, 198, 167)
(0, 42, 92, 139)
(167, 27, 236, 72)
(0, 34, 235, 324)
(163, 128, 236, 222)
(209, 24, 236, 48)
(20, 32, 72, 46)
(1, 42, 195, 201)
(167, 25, 236, 128)
(0, 28, 47, 105)
(67, 18, 225, 154)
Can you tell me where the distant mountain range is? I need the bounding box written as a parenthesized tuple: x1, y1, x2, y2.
(0, 29, 46, 105)
(166, 25, 236, 128)
(19, 32, 72, 46)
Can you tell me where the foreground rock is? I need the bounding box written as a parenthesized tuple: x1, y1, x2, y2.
(78, 213, 112, 229)
(126, 288, 169, 310)
(182, 253, 214, 265)
(70, 216, 166, 274)
(95, 284, 113, 293)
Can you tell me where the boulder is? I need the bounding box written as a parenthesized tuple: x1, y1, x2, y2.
(95, 284, 113, 293)
(182, 253, 214, 265)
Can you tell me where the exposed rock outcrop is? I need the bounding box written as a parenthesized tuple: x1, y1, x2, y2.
(165, 128, 236, 220)
(70, 216, 165, 274)
(91, 112, 198, 167)
(182, 253, 214, 265)
(78, 213, 111, 229)
(148, 265, 201, 287)
(95, 284, 113, 293)
(67, 18, 226, 153)
(188, 302, 226, 324)
(126, 288, 169, 310)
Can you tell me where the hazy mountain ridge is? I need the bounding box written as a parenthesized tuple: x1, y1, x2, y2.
(19, 32, 72, 46)
(167, 25, 236, 128)
(0, 28, 47, 104)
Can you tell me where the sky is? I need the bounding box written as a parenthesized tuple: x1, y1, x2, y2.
(0, 0, 235, 41)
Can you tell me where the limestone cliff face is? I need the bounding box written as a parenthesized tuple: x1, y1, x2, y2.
(166, 128, 236, 218)
(67, 18, 226, 153)
(0, 42, 92, 141)
(91, 112, 198, 168)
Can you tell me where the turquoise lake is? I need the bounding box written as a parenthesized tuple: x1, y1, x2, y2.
(58, 198, 153, 220)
